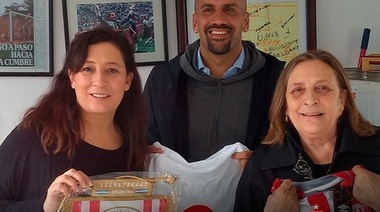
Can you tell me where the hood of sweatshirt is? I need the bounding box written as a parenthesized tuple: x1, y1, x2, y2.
(179, 39, 266, 84)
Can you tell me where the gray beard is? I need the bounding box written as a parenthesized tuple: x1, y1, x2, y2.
(206, 38, 231, 55)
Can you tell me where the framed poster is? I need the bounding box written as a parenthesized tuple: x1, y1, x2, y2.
(63, 0, 168, 66)
(176, 0, 316, 62)
(0, 0, 53, 76)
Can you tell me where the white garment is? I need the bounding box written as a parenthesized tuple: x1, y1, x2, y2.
(148, 142, 249, 212)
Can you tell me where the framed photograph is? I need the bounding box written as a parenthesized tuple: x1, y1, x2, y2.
(63, 0, 168, 66)
(177, 0, 316, 63)
(0, 0, 53, 76)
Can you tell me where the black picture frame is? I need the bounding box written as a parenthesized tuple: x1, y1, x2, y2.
(0, 0, 54, 76)
(62, 0, 168, 66)
(176, 0, 316, 58)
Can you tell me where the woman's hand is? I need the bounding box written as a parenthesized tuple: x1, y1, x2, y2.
(231, 150, 253, 170)
(264, 179, 299, 212)
(353, 165, 380, 211)
(43, 168, 93, 212)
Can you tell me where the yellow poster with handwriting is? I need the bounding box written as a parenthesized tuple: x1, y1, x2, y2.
(243, 2, 298, 63)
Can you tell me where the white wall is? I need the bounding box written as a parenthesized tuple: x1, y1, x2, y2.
(0, 0, 178, 143)
(1, 1, 380, 143)
(316, 0, 380, 68)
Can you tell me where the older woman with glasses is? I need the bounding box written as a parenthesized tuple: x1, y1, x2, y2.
(234, 50, 380, 212)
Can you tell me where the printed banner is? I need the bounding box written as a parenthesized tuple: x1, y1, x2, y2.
(72, 199, 167, 212)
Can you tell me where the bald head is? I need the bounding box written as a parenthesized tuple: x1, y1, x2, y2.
(194, 0, 247, 12)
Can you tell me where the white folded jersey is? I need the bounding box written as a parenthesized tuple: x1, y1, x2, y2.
(148, 142, 249, 212)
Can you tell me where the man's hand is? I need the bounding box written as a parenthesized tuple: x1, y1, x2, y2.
(148, 145, 163, 154)
(264, 179, 299, 212)
(353, 165, 380, 211)
(231, 151, 252, 170)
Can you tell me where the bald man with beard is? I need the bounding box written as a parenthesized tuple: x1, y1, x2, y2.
(144, 0, 284, 166)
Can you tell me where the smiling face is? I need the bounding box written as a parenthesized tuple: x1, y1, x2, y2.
(285, 59, 346, 138)
(192, 0, 249, 55)
(69, 42, 133, 117)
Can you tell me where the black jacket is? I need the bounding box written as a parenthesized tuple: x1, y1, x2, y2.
(143, 41, 285, 160)
(234, 120, 380, 211)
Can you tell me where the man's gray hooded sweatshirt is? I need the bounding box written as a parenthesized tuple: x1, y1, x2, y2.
(144, 40, 285, 161)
